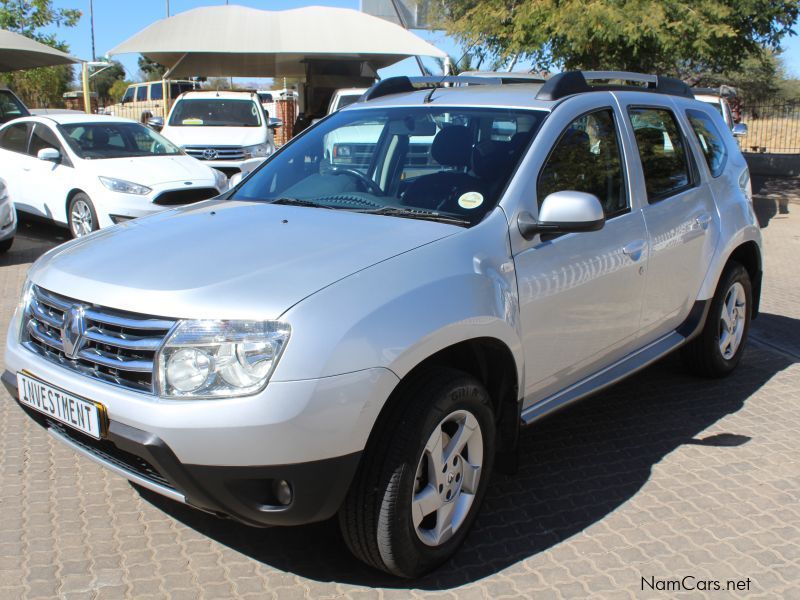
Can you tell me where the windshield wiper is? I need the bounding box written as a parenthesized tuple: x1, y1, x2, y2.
(360, 206, 471, 226)
(270, 197, 331, 209)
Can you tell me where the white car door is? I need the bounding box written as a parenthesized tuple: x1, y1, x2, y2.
(0, 121, 34, 214)
(512, 103, 648, 407)
(22, 123, 75, 224)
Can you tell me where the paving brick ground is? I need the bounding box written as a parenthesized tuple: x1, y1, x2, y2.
(1, 180, 799, 599)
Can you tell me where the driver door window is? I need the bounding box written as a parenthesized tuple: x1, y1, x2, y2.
(537, 109, 628, 217)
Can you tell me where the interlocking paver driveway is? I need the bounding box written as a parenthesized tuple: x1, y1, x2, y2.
(1, 179, 798, 599)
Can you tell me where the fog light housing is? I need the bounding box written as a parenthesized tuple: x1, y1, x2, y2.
(272, 479, 292, 506)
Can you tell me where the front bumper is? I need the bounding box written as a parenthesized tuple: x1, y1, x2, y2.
(3, 370, 362, 526)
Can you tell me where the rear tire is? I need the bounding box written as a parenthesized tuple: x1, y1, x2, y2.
(339, 368, 495, 578)
(68, 193, 99, 238)
(681, 262, 751, 377)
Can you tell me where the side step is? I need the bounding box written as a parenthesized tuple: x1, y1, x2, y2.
(520, 331, 685, 426)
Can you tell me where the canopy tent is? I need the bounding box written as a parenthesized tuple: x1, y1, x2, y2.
(0, 28, 80, 72)
(107, 4, 447, 78)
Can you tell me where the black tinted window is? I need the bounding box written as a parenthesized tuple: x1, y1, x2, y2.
(150, 83, 163, 100)
(629, 107, 692, 202)
(538, 109, 628, 217)
(29, 123, 63, 156)
(686, 109, 727, 177)
(0, 91, 29, 123)
(136, 86, 147, 101)
(0, 122, 30, 153)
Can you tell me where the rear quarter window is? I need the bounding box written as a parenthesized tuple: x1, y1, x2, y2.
(0, 122, 30, 153)
(686, 109, 728, 178)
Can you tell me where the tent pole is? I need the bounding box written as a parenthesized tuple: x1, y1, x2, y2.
(81, 62, 91, 114)
(163, 53, 187, 80)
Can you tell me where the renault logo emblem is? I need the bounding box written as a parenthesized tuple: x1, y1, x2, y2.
(61, 306, 87, 359)
(202, 148, 218, 160)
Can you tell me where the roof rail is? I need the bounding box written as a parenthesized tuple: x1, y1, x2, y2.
(691, 85, 737, 98)
(536, 70, 694, 101)
(362, 75, 503, 101)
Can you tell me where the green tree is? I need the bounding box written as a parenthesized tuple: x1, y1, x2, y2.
(437, 0, 799, 81)
(138, 55, 166, 81)
(108, 78, 131, 103)
(0, 0, 81, 107)
(91, 60, 126, 102)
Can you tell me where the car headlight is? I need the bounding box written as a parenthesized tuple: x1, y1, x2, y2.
(99, 176, 152, 195)
(242, 143, 271, 159)
(0, 180, 8, 202)
(156, 320, 290, 399)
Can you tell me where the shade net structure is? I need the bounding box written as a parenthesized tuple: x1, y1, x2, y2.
(0, 28, 79, 72)
(108, 4, 446, 79)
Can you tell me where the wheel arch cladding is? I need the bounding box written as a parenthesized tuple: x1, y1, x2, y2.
(377, 337, 521, 475)
(728, 241, 762, 318)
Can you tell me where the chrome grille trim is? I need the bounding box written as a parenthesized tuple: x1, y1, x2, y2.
(21, 285, 176, 394)
(184, 146, 245, 161)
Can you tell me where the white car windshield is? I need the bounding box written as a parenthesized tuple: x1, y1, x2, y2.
(233, 106, 547, 227)
(168, 99, 262, 127)
(60, 122, 182, 159)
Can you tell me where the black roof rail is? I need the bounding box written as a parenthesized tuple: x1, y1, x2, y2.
(536, 70, 694, 101)
(362, 75, 503, 101)
(691, 85, 737, 98)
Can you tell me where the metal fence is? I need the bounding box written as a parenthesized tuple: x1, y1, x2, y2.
(736, 103, 800, 154)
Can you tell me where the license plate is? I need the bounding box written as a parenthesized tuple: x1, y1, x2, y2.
(16, 372, 105, 439)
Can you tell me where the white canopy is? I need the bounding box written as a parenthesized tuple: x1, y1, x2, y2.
(108, 4, 447, 78)
(0, 28, 80, 72)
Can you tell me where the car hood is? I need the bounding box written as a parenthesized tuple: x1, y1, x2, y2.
(162, 125, 266, 148)
(29, 200, 458, 320)
(88, 155, 218, 186)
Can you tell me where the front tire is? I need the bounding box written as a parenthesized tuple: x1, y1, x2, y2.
(681, 262, 752, 377)
(339, 368, 495, 578)
(68, 193, 99, 238)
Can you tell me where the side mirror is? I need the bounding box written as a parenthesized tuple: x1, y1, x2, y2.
(37, 147, 61, 163)
(147, 117, 164, 132)
(732, 123, 748, 137)
(517, 191, 605, 241)
(268, 117, 283, 130)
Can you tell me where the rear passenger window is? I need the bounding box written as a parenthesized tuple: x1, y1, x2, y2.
(628, 107, 693, 202)
(136, 86, 147, 102)
(686, 109, 727, 177)
(538, 109, 628, 217)
(0, 122, 30, 153)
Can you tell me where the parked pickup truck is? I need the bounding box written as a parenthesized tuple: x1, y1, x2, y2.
(5, 71, 762, 578)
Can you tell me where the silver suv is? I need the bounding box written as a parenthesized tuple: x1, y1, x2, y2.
(4, 71, 763, 578)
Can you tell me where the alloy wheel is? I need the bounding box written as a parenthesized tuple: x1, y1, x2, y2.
(719, 281, 746, 359)
(70, 199, 94, 237)
(412, 409, 484, 547)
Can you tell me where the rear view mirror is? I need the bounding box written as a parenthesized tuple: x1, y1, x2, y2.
(37, 148, 61, 163)
(517, 191, 605, 240)
(147, 117, 164, 132)
(732, 123, 748, 137)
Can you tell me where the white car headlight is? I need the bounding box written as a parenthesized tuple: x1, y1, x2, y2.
(242, 143, 271, 159)
(99, 176, 152, 195)
(156, 320, 290, 399)
(0, 180, 8, 202)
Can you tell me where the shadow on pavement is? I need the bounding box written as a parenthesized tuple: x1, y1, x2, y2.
(752, 177, 794, 229)
(138, 338, 797, 590)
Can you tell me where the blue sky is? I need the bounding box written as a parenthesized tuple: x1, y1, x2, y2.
(45, 0, 800, 84)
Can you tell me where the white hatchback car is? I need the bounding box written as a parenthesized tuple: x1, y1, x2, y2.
(0, 114, 227, 237)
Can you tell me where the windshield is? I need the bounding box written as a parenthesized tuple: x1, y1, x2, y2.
(0, 90, 29, 124)
(233, 106, 546, 226)
(168, 98, 262, 127)
(60, 122, 182, 159)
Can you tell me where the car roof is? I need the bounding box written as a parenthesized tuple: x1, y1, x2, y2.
(12, 114, 139, 126)
(177, 90, 258, 101)
(344, 83, 554, 111)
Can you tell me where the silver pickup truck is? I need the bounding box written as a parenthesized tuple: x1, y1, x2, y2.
(5, 71, 762, 577)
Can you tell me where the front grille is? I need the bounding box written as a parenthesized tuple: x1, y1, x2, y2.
(184, 146, 245, 161)
(21, 286, 175, 394)
(153, 187, 219, 206)
(48, 419, 174, 490)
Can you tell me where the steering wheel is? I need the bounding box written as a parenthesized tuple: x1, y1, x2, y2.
(330, 167, 383, 196)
